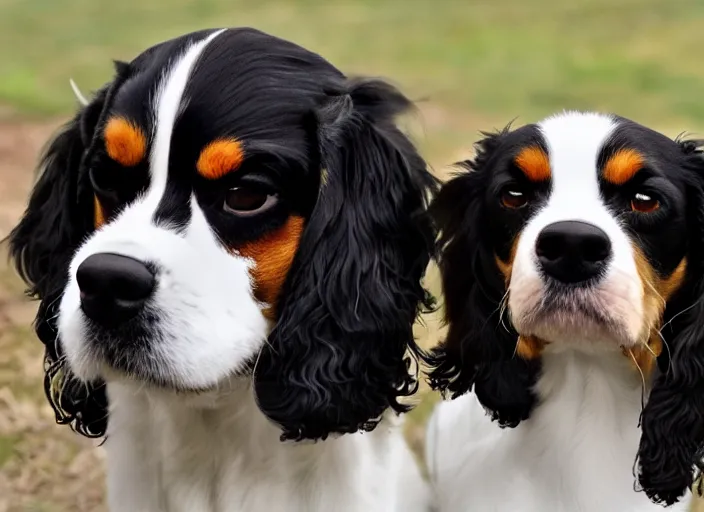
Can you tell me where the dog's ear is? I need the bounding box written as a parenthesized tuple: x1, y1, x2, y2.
(8, 78, 119, 438)
(637, 139, 704, 505)
(425, 132, 540, 428)
(253, 78, 438, 441)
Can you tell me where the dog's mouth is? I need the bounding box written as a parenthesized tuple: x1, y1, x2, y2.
(79, 320, 258, 393)
(511, 282, 635, 347)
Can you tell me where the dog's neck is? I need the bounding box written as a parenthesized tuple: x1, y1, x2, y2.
(515, 345, 680, 510)
(533, 345, 647, 428)
(100, 379, 421, 512)
(428, 342, 693, 511)
(440, 345, 690, 511)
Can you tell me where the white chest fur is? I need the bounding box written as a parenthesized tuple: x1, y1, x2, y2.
(426, 350, 691, 512)
(103, 381, 428, 512)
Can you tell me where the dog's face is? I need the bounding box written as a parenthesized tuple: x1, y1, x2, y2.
(60, 29, 310, 389)
(10, 28, 436, 442)
(428, 111, 704, 505)
(488, 113, 688, 357)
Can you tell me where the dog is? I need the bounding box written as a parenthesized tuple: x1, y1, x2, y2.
(9, 27, 437, 511)
(424, 111, 704, 511)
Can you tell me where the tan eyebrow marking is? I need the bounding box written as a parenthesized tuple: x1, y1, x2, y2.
(602, 148, 644, 185)
(514, 146, 551, 182)
(104, 117, 147, 167)
(196, 138, 245, 180)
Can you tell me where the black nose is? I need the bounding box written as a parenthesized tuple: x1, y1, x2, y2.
(535, 221, 612, 284)
(76, 253, 156, 326)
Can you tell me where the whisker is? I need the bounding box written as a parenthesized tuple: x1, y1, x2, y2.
(661, 301, 699, 332)
(655, 330, 673, 375)
(627, 348, 647, 411)
(497, 288, 511, 334)
(640, 340, 656, 358)
(250, 346, 265, 387)
(642, 277, 666, 308)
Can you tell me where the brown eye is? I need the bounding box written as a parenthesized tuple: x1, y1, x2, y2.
(501, 188, 528, 209)
(224, 187, 277, 216)
(631, 192, 659, 213)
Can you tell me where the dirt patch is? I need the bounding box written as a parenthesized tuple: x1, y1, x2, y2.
(0, 121, 57, 237)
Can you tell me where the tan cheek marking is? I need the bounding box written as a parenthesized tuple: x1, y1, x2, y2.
(514, 146, 551, 182)
(104, 117, 146, 167)
(237, 216, 305, 319)
(625, 331, 662, 377)
(631, 245, 687, 374)
(197, 139, 245, 180)
(94, 195, 105, 228)
(495, 235, 521, 287)
(602, 148, 644, 185)
(516, 334, 545, 360)
(495, 235, 547, 359)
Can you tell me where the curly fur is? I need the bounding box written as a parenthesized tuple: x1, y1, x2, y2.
(253, 78, 437, 440)
(636, 139, 704, 505)
(425, 131, 540, 428)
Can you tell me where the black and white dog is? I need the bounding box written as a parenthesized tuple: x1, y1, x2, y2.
(426, 112, 704, 511)
(10, 28, 437, 511)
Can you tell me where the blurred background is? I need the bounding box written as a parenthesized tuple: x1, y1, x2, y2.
(1, 0, 704, 510)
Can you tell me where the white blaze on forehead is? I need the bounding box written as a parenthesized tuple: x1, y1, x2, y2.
(516, 111, 620, 256)
(537, 111, 616, 219)
(145, 28, 227, 208)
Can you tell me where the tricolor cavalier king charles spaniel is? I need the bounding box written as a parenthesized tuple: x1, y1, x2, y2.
(425, 112, 704, 511)
(9, 28, 436, 511)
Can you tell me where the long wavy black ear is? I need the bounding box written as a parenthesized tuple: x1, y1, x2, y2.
(426, 132, 539, 428)
(8, 76, 120, 438)
(637, 139, 704, 506)
(253, 78, 438, 441)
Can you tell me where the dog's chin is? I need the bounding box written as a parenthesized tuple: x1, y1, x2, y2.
(511, 290, 639, 350)
(61, 334, 255, 395)
(97, 365, 254, 410)
(518, 313, 631, 350)
(99, 365, 224, 394)
(59, 308, 263, 394)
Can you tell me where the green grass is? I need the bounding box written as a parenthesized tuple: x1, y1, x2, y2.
(0, 434, 19, 467)
(3, 0, 704, 160)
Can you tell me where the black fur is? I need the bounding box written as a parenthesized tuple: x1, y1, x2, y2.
(636, 139, 704, 506)
(253, 78, 438, 441)
(425, 131, 539, 427)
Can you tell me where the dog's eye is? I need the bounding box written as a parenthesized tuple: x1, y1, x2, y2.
(501, 188, 529, 209)
(631, 192, 659, 214)
(224, 187, 278, 216)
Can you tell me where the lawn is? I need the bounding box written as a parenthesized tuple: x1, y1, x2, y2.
(1, 0, 704, 510)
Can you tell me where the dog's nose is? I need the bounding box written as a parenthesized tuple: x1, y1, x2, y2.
(76, 253, 156, 326)
(535, 221, 612, 284)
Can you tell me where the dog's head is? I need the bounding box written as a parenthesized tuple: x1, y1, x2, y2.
(10, 28, 437, 442)
(427, 111, 704, 505)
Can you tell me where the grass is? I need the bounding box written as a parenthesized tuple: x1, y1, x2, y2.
(1, 0, 704, 509)
(3, 0, 704, 159)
